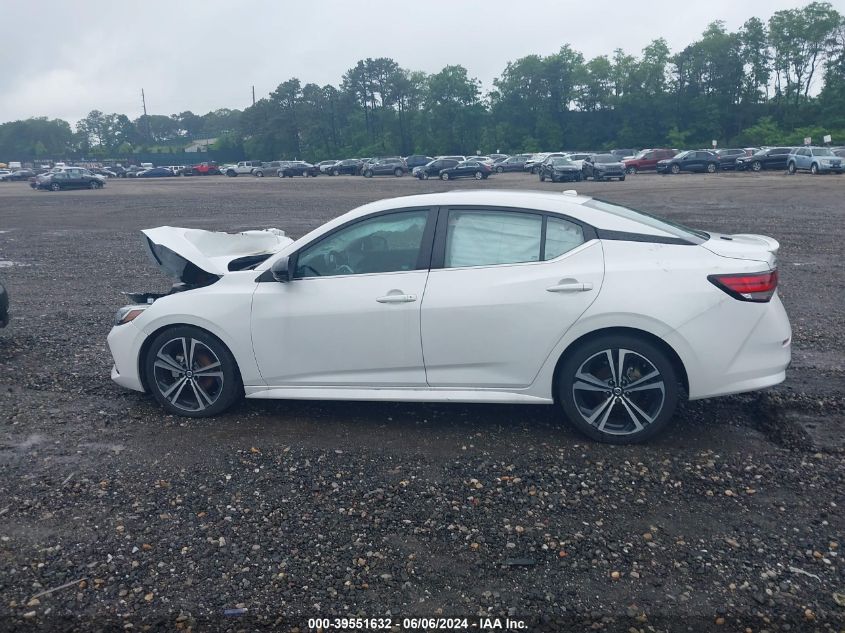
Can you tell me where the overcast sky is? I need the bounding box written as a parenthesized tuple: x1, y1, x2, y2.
(1, 0, 841, 126)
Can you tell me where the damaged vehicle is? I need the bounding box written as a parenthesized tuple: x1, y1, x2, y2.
(108, 191, 791, 444)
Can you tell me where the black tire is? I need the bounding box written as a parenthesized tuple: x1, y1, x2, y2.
(625, 166, 637, 174)
(88, 180, 99, 189)
(575, 172, 583, 182)
(810, 163, 819, 175)
(226, 171, 237, 177)
(539, 174, 546, 182)
(787, 162, 796, 174)
(422, 172, 429, 180)
(144, 326, 242, 418)
(670, 164, 680, 174)
(474, 171, 483, 180)
(364, 171, 373, 178)
(751, 161, 762, 172)
(440, 172, 449, 181)
(557, 334, 680, 444)
(394, 168, 403, 177)
(707, 163, 717, 173)
(619, 176, 625, 181)
(496, 166, 504, 173)
(50, 183, 61, 191)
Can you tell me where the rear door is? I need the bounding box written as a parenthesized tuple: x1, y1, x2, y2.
(420, 207, 604, 388)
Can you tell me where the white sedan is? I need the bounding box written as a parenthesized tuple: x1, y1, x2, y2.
(107, 190, 791, 443)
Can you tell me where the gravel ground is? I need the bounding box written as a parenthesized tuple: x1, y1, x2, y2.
(0, 172, 843, 632)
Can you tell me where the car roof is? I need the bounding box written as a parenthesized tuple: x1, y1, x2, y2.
(299, 190, 679, 240)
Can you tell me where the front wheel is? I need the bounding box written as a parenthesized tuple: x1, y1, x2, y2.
(364, 171, 373, 178)
(670, 164, 680, 174)
(440, 173, 450, 181)
(557, 334, 680, 444)
(50, 183, 61, 191)
(539, 174, 546, 182)
(619, 176, 625, 181)
(810, 163, 819, 175)
(474, 171, 483, 180)
(394, 168, 403, 177)
(422, 172, 429, 180)
(496, 166, 504, 173)
(226, 171, 237, 177)
(144, 326, 242, 417)
(625, 166, 637, 175)
(88, 181, 100, 189)
(332, 169, 340, 176)
(788, 162, 796, 174)
(752, 161, 762, 172)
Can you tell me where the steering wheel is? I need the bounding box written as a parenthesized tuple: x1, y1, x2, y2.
(327, 250, 354, 275)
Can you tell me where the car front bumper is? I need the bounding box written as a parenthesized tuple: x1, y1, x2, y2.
(107, 322, 147, 392)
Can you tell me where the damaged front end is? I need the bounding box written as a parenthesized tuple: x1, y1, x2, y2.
(114, 226, 293, 323)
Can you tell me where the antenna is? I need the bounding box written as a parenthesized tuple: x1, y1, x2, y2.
(252, 85, 256, 106)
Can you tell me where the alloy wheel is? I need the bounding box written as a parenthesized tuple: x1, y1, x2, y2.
(152, 337, 225, 413)
(571, 348, 665, 437)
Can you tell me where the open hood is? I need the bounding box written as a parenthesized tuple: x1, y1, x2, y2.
(141, 226, 293, 284)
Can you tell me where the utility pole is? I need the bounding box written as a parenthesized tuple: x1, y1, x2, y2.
(252, 85, 256, 107)
(141, 88, 152, 141)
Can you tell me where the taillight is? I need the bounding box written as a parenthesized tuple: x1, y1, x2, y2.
(708, 269, 778, 302)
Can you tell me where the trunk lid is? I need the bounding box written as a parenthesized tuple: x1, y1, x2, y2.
(701, 232, 779, 267)
(141, 226, 292, 284)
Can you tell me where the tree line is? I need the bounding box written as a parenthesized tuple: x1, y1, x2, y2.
(2, 2, 844, 162)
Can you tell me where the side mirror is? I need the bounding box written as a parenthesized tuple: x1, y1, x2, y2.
(271, 256, 291, 283)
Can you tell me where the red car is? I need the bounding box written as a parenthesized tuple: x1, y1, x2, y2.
(623, 149, 677, 174)
(188, 162, 221, 176)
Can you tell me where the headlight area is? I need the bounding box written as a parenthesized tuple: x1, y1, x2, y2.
(114, 304, 149, 326)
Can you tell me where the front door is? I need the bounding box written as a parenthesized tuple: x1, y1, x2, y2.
(421, 208, 604, 389)
(251, 208, 435, 387)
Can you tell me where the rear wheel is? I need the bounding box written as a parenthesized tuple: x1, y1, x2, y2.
(440, 172, 450, 181)
(557, 334, 680, 444)
(706, 163, 716, 173)
(539, 174, 546, 182)
(332, 169, 340, 176)
(226, 171, 237, 177)
(144, 326, 242, 418)
(394, 168, 403, 177)
(364, 171, 373, 178)
(255, 171, 264, 178)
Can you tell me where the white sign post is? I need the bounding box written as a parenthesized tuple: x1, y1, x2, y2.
(804, 137, 812, 146)
(711, 140, 717, 148)
(823, 134, 832, 144)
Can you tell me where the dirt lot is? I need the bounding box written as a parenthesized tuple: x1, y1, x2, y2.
(0, 172, 843, 632)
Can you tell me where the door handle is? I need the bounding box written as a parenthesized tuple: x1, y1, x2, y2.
(376, 293, 417, 304)
(546, 281, 593, 293)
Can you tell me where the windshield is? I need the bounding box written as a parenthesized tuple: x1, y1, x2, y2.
(584, 198, 709, 243)
(593, 154, 616, 163)
(814, 148, 834, 157)
(550, 157, 574, 166)
(673, 151, 691, 160)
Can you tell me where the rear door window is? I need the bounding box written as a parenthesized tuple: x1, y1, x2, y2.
(445, 210, 542, 268)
